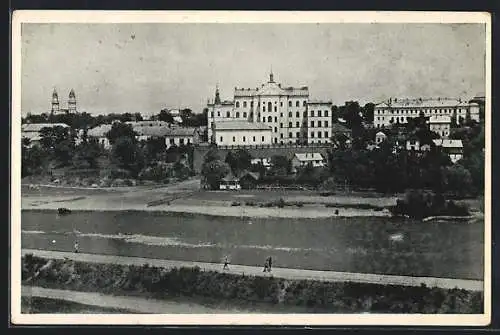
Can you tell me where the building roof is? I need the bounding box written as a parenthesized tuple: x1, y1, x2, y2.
(87, 124, 113, 137)
(376, 98, 477, 109)
(293, 152, 324, 162)
(221, 172, 239, 182)
(429, 115, 451, 124)
(126, 121, 170, 127)
(376, 131, 387, 137)
(433, 139, 463, 148)
(214, 120, 272, 131)
(21, 132, 42, 142)
(308, 100, 332, 105)
(238, 170, 260, 180)
(22, 123, 69, 132)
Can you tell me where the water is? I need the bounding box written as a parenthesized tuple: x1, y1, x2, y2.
(21, 209, 484, 279)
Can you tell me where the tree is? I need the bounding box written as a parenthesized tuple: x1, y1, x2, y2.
(442, 164, 474, 197)
(201, 159, 230, 190)
(158, 109, 174, 123)
(225, 149, 252, 174)
(72, 138, 102, 169)
(105, 123, 138, 145)
(269, 155, 291, 176)
(144, 137, 166, 162)
(39, 126, 76, 167)
(110, 136, 144, 176)
(362, 103, 375, 123)
(22, 139, 45, 177)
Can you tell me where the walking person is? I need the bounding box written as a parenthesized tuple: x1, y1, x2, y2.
(73, 240, 79, 253)
(263, 257, 269, 272)
(223, 256, 230, 270)
(268, 256, 273, 272)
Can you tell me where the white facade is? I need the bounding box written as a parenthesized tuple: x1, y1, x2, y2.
(87, 124, 112, 149)
(428, 115, 451, 138)
(207, 73, 332, 145)
(374, 97, 481, 128)
(213, 120, 272, 146)
(291, 152, 325, 172)
(375, 131, 387, 144)
(433, 139, 464, 163)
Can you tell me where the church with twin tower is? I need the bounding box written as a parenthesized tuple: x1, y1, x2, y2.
(51, 88, 78, 115)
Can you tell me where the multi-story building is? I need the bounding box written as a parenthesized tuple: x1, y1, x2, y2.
(206, 72, 333, 146)
(373, 97, 480, 128)
(50, 88, 78, 115)
(428, 115, 451, 138)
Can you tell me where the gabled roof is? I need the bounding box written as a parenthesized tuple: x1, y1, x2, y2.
(238, 170, 260, 180)
(87, 124, 113, 137)
(221, 172, 239, 182)
(433, 139, 463, 148)
(294, 152, 324, 162)
(376, 131, 387, 137)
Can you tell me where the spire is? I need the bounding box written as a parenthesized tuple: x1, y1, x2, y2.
(214, 84, 221, 105)
(51, 88, 60, 114)
(68, 89, 77, 113)
(269, 66, 274, 83)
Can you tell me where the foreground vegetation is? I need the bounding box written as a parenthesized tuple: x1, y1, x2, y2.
(22, 255, 483, 314)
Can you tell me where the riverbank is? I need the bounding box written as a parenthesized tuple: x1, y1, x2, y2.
(21, 252, 483, 314)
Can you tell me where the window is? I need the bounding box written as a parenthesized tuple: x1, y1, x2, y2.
(317, 121, 322, 127)
(296, 101, 300, 107)
(263, 117, 266, 122)
(289, 112, 292, 117)
(289, 132, 293, 138)
(303, 111, 307, 117)
(310, 132, 314, 138)
(236, 112, 240, 118)
(220, 136, 223, 142)
(251, 102, 254, 107)
(325, 121, 329, 127)
(232, 136, 236, 142)
(310, 121, 314, 127)
(296, 132, 300, 138)
(274, 117, 277, 122)
(243, 112, 247, 118)
(280, 133, 283, 139)
(217, 111, 220, 117)
(263, 106, 266, 112)
(280, 113, 283, 117)
(253, 136, 256, 142)
(318, 132, 322, 138)
(303, 101, 307, 106)
(274, 127, 278, 132)
(324, 131, 329, 138)
(268, 116, 272, 122)
(275, 138, 278, 144)
(280, 102, 283, 107)
(310, 110, 314, 117)
(296, 112, 299, 118)
(262, 136, 265, 142)
(296, 122, 299, 127)
(274, 107, 277, 112)
(243, 101, 247, 108)
(289, 122, 292, 128)
(280, 123, 283, 128)
(226, 111, 230, 117)
(288, 101, 292, 107)
(257, 113, 260, 118)
(210, 111, 214, 117)
(268, 102, 272, 111)
(170, 138, 175, 144)
(243, 136, 246, 142)
(236, 101, 240, 108)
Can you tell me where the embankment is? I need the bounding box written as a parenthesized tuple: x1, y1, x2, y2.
(22, 254, 483, 314)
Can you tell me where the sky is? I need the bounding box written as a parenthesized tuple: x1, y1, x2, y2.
(20, 23, 486, 117)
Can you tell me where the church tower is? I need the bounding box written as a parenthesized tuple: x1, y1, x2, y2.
(68, 89, 77, 113)
(51, 88, 60, 114)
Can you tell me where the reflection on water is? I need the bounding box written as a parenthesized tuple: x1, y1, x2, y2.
(21, 210, 484, 280)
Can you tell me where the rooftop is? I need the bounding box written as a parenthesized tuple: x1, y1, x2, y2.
(294, 152, 324, 162)
(377, 98, 478, 109)
(429, 115, 452, 124)
(433, 139, 463, 148)
(22, 123, 69, 132)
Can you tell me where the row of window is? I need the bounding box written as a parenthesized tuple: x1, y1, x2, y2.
(219, 131, 331, 143)
(235, 100, 309, 108)
(167, 138, 191, 145)
(261, 118, 330, 128)
(376, 108, 467, 115)
(220, 135, 266, 143)
(211, 110, 330, 118)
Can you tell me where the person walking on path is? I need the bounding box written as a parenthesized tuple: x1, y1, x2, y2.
(268, 256, 272, 272)
(223, 256, 230, 270)
(73, 240, 79, 253)
(263, 257, 269, 272)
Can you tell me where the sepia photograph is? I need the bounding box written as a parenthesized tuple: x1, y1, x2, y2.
(10, 11, 491, 326)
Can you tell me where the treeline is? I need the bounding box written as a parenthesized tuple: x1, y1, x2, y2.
(22, 108, 208, 130)
(22, 123, 194, 184)
(22, 254, 483, 314)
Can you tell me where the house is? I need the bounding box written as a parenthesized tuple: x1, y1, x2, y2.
(238, 170, 261, 189)
(428, 115, 451, 138)
(164, 127, 198, 148)
(291, 152, 325, 172)
(21, 123, 70, 147)
(219, 172, 241, 191)
(406, 135, 421, 151)
(375, 131, 387, 144)
(433, 139, 464, 163)
(87, 124, 113, 149)
(251, 157, 272, 169)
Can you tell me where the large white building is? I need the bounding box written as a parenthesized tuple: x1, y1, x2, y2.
(207, 72, 333, 146)
(373, 97, 480, 128)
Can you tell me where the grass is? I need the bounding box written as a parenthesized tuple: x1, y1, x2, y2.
(21, 296, 137, 314)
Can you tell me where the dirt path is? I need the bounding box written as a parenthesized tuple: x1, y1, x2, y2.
(21, 249, 484, 292)
(21, 286, 246, 314)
